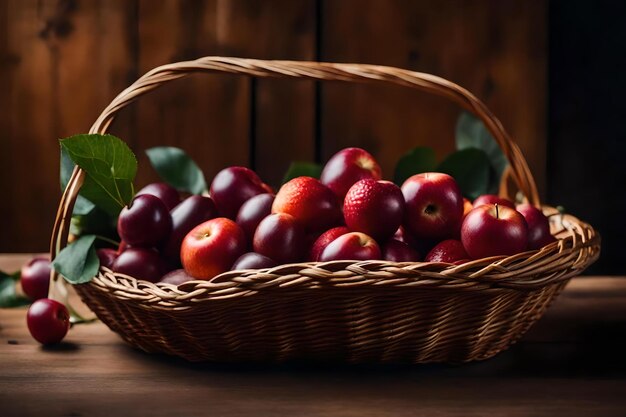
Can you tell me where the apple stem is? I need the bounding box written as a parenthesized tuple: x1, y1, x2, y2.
(495, 203, 499, 219)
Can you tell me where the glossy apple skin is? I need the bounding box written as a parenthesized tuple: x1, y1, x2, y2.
(27, 299, 70, 345)
(425, 239, 469, 263)
(473, 194, 515, 209)
(308, 226, 350, 261)
(96, 248, 118, 270)
(272, 177, 341, 232)
(112, 248, 168, 283)
(181, 218, 247, 280)
(162, 195, 218, 262)
(160, 269, 194, 286)
(232, 252, 278, 270)
(401, 173, 464, 241)
(236, 193, 275, 240)
(319, 232, 381, 262)
(461, 204, 528, 259)
(209, 166, 273, 219)
(320, 147, 382, 200)
(253, 213, 306, 264)
(344, 179, 405, 241)
(382, 239, 420, 262)
(136, 182, 181, 211)
(516, 204, 557, 249)
(20, 257, 51, 301)
(117, 194, 172, 248)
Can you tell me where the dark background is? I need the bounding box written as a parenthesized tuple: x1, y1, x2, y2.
(0, 0, 623, 274)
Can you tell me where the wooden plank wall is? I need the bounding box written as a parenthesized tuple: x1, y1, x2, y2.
(0, 0, 546, 253)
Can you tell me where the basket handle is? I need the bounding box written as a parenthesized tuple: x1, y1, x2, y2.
(50, 57, 540, 266)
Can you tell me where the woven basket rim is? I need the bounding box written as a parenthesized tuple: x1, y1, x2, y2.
(79, 205, 599, 311)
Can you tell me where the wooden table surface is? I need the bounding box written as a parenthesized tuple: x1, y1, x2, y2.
(1, 254, 625, 417)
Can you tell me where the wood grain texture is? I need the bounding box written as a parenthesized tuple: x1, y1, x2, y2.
(0, 0, 548, 255)
(133, 0, 251, 187)
(0, 0, 137, 252)
(320, 0, 546, 194)
(1, 253, 624, 417)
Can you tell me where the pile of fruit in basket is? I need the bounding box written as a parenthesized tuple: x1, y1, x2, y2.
(97, 146, 555, 285)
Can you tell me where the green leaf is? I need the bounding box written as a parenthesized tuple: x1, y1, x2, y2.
(61, 146, 97, 216)
(60, 134, 137, 216)
(393, 147, 438, 186)
(146, 147, 207, 195)
(0, 270, 29, 308)
(52, 235, 100, 284)
(438, 148, 491, 200)
(282, 162, 323, 184)
(455, 112, 508, 194)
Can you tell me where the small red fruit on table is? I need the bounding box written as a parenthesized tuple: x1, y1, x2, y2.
(20, 257, 52, 301)
(26, 298, 70, 345)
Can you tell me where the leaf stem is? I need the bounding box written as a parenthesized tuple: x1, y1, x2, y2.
(95, 235, 120, 247)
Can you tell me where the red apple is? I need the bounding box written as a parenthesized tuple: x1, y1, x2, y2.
(319, 232, 381, 262)
(136, 182, 181, 210)
(26, 298, 70, 345)
(181, 218, 247, 280)
(162, 195, 218, 262)
(516, 204, 557, 250)
(209, 166, 272, 219)
(20, 257, 51, 301)
(461, 204, 528, 259)
(236, 193, 275, 240)
(425, 239, 469, 263)
(96, 248, 118, 270)
(308, 226, 350, 261)
(382, 239, 420, 262)
(473, 194, 515, 209)
(272, 177, 341, 232)
(160, 269, 194, 286)
(320, 147, 382, 200)
(253, 213, 306, 264)
(232, 252, 278, 270)
(401, 173, 464, 241)
(343, 179, 405, 240)
(112, 247, 168, 283)
(117, 194, 172, 248)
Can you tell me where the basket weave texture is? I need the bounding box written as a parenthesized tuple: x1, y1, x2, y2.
(51, 57, 600, 363)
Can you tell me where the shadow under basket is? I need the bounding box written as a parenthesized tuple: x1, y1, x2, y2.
(52, 57, 600, 363)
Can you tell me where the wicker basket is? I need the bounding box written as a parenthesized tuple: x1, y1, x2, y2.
(50, 57, 600, 363)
